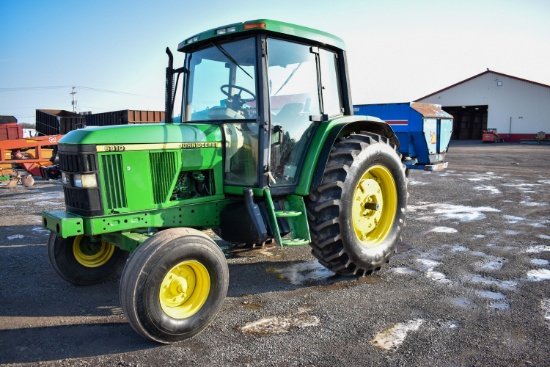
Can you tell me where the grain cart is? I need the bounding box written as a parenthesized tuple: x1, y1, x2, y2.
(43, 19, 413, 343)
(354, 102, 453, 171)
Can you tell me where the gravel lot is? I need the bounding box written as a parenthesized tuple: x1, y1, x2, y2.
(1, 141, 549, 366)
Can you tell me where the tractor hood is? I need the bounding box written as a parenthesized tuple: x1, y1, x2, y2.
(59, 123, 222, 145)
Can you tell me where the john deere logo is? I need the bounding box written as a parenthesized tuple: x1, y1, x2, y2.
(180, 142, 221, 149)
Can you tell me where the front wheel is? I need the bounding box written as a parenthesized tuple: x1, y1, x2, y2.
(119, 228, 229, 343)
(47, 233, 128, 286)
(306, 132, 408, 276)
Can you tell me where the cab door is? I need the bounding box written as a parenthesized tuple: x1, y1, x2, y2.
(266, 39, 320, 188)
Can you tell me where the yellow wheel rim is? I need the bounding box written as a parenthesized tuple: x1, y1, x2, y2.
(159, 260, 210, 319)
(73, 236, 115, 268)
(352, 165, 398, 248)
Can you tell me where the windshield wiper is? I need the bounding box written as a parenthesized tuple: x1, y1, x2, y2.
(274, 63, 302, 95)
(211, 42, 253, 79)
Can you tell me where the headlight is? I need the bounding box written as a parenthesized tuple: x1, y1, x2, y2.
(73, 173, 98, 188)
(61, 172, 69, 185)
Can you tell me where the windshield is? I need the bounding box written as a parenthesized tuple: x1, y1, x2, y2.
(184, 37, 257, 121)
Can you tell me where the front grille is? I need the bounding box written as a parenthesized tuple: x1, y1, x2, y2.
(59, 152, 98, 173)
(64, 186, 102, 214)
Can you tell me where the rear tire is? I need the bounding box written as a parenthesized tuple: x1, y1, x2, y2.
(119, 228, 229, 343)
(47, 233, 128, 286)
(306, 133, 408, 276)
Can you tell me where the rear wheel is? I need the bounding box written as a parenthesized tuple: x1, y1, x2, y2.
(306, 132, 408, 276)
(119, 228, 229, 343)
(47, 233, 128, 286)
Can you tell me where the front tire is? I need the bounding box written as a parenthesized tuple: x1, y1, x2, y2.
(119, 228, 229, 344)
(306, 133, 408, 276)
(47, 233, 128, 286)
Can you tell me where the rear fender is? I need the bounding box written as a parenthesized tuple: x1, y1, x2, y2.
(296, 116, 398, 195)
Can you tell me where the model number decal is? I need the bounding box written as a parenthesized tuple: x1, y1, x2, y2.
(97, 142, 222, 152)
(103, 145, 126, 152)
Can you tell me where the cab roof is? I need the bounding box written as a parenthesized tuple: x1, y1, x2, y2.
(178, 19, 346, 52)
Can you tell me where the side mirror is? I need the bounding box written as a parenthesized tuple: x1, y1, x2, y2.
(272, 125, 283, 145)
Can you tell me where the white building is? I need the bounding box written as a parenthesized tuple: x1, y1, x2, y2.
(416, 70, 550, 142)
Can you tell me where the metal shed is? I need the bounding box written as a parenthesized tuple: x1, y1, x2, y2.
(416, 70, 550, 142)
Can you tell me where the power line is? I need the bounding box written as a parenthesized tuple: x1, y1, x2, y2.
(78, 86, 157, 97)
(0, 85, 160, 98)
(0, 86, 69, 91)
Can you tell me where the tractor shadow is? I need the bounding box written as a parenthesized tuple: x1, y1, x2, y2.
(0, 237, 377, 364)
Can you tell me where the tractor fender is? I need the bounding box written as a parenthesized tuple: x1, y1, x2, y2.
(297, 116, 399, 195)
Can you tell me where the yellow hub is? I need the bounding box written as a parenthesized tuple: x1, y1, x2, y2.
(73, 236, 115, 268)
(159, 260, 210, 319)
(352, 165, 397, 248)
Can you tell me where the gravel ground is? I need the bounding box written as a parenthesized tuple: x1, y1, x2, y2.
(0, 141, 549, 366)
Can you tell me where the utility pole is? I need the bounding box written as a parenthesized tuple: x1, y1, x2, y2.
(70, 86, 78, 113)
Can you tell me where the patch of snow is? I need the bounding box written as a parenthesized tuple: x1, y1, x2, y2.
(371, 319, 424, 351)
(417, 258, 441, 270)
(524, 245, 550, 253)
(430, 226, 458, 233)
(416, 203, 500, 222)
(520, 201, 549, 207)
(477, 290, 505, 300)
(391, 267, 418, 276)
(503, 215, 525, 223)
(527, 269, 550, 281)
(469, 275, 517, 290)
(474, 185, 501, 194)
(416, 259, 450, 284)
(269, 261, 335, 285)
(240, 310, 320, 336)
(542, 299, 550, 328)
(451, 245, 469, 252)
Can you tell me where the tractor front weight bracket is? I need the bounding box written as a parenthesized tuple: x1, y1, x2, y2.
(102, 231, 154, 252)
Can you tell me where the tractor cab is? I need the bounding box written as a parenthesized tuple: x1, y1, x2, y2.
(169, 20, 349, 195)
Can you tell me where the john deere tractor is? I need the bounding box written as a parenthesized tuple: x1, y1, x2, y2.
(42, 19, 410, 343)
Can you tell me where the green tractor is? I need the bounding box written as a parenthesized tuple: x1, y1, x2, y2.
(42, 19, 408, 343)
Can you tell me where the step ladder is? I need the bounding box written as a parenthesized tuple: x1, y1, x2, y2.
(263, 189, 311, 247)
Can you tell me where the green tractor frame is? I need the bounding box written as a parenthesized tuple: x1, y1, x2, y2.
(43, 19, 412, 343)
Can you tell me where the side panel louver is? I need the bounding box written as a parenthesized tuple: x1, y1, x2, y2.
(101, 154, 128, 210)
(150, 151, 177, 204)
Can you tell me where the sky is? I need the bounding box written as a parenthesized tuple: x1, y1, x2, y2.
(1, 0, 549, 124)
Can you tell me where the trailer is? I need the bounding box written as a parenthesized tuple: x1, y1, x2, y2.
(36, 109, 85, 136)
(0, 116, 23, 141)
(354, 102, 453, 171)
(85, 110, 165, 127)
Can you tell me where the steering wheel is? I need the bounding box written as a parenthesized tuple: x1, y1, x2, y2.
(220, 84, 256, 103)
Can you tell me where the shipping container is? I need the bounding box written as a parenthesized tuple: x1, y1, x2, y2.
(85, 110, 165, 127)
(36, 110, 85, 136)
